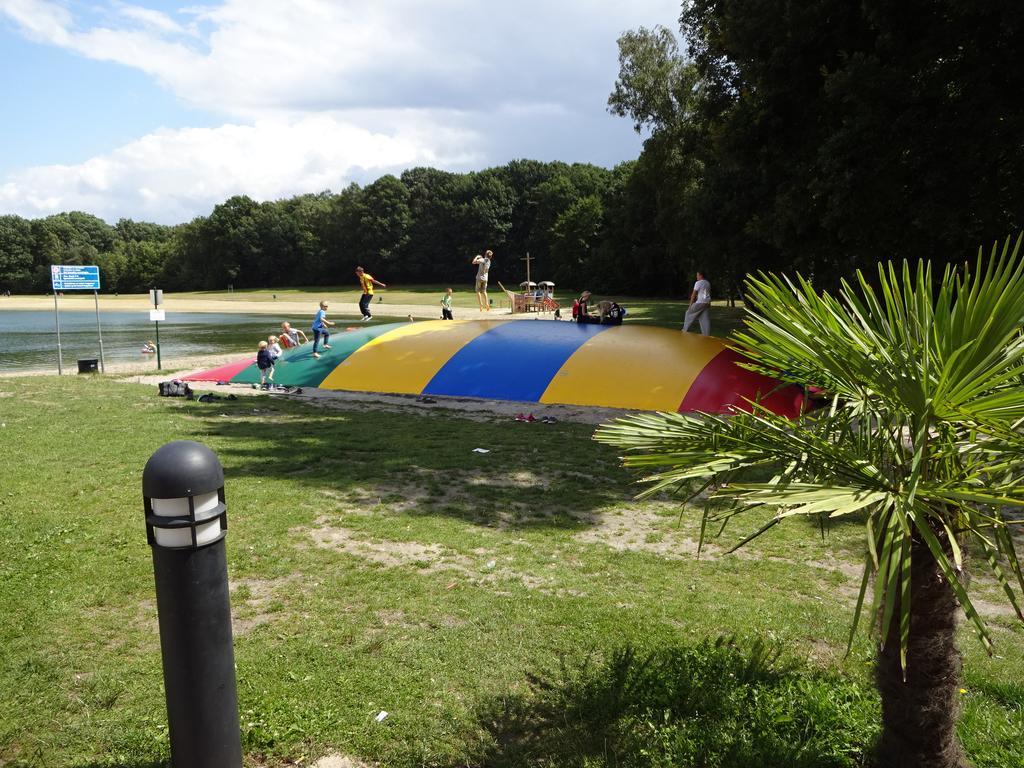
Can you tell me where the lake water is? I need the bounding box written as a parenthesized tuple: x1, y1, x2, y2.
(0, 310, 289, 372)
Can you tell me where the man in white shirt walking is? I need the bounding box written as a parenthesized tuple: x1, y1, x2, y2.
(682, 270, 712, 335)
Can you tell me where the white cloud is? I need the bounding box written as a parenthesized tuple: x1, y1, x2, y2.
(115, 3, 187, 35)
(0, 0, 73, 44)
(0, 114, 482, 223)
(0, 0, 678, 221)
(1, 0, 678, 115)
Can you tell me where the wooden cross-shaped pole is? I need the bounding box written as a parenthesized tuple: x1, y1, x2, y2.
(521, 251, 534, 288)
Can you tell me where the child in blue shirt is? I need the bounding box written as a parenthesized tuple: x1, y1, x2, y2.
(311, 300, 335, 359)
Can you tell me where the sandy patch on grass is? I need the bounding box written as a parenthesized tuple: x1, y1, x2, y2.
(229, 575, 303, 635)
(309, 523, 456, 570)
(304, 519, 578, 595)
(800, 555, 864, 581)
(572, 507, 709, 559)
(95, 598, 161, 652)
(807, 638, 840, 666)
(569, 505, 874, 600)
(316, 473, 560, 526)
(970, 597, 1022, 619)
(465, 469, 551, 490)
(310, 755, 376, 768)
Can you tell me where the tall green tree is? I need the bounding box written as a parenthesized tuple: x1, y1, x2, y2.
(280, 192, 333, 282)
(610, 1, 1024, 290)
(597, 240, 1024, 768)
(549, 195, 604, 287)
(400, 167, 466, 282)
(457, 170, 515, 271)
(0, 215, 34, 291)
(353, 175, 412, 276)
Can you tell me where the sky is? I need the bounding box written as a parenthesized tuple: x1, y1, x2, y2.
(0, 0, 679, 225)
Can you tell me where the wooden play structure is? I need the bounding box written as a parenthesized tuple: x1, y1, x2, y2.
(498, 280, 560, 314)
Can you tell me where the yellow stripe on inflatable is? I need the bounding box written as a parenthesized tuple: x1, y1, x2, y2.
(540, 325, 726, 411)
(318, 320, 505, 394)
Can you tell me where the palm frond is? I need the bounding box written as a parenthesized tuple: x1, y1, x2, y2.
(596, 237, 1024, 673)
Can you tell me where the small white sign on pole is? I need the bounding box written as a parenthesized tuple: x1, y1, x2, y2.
(150, 310, 166, 322)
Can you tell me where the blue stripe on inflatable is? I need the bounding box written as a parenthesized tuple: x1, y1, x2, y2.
(423, 320, 610, 401)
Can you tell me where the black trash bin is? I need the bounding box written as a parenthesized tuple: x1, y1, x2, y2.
(77, 358, 99, 374)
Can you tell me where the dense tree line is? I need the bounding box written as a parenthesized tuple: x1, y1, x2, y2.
(610, 0, 1024, 295)
(0, 160, 677, 297)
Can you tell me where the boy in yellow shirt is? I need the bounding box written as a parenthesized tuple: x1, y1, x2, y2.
(356, 266, 387, 321)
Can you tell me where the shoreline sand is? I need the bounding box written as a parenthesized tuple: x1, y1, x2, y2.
(0, 295, 509, 318)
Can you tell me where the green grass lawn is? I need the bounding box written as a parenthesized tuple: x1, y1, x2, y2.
(1, 377, 1021, 767)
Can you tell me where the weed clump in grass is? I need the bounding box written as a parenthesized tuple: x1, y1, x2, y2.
(469, 636, 879, 768)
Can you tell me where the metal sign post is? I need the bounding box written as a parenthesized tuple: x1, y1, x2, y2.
(51, 265, 102, 375)
(53, 292, 63, 375)
(150, 289, 165, 370)
(94, 290, 106, 373)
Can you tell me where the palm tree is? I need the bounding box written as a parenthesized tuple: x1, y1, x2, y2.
(595, 238, 1024, 768)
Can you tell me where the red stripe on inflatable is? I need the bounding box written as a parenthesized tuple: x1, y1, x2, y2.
(678, 349, 805, 417)
(181, 357, 256, 382)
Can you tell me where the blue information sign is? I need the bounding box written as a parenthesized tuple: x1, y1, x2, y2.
(51, 265, 101, 291)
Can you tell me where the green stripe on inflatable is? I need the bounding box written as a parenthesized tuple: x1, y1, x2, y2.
(230, 322, 407, 387)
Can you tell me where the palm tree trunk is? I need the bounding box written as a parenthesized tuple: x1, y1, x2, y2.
(874, 526, 967, 768)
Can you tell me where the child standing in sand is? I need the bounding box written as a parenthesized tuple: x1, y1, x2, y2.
(256, 340, 275, 388)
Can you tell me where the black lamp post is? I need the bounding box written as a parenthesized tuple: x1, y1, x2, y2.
(143, 440, 242, 768)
